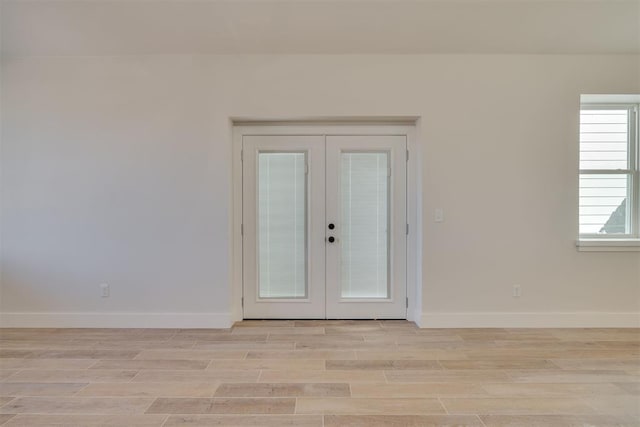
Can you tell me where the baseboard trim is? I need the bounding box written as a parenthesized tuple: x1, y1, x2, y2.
(2, 311, 636, 329)
(418, 312, 640, 328)
(0, 312, 233, 329)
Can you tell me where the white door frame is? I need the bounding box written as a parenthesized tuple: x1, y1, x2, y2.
(231, 120, 420, 322)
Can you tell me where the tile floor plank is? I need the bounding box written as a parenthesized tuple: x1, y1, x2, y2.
(355, 350, 468, 360)
(323, 414, 483, 426)
(2, 414, 166, 426)
(0, 359, 97, 370)
(233, 327, 325, 335)
(163, 415, 322, 426)
(145, 397, 296, 414)
(132, 370, 259, 383)
(3, 370, 139, 383)
(247, 350, 356, 360)
(0, 415, 15, 426)
(193, 342, 294, 351)
(163, 415, 322, 427)
(259, 370, 386, 383)
(615, 381, 640, 394)
(207, 359, 325, 370)
(440, 397, 598, 415)
(0, 382, 88, 397)
(0, 397, 155, 414)
(349, 383, 487, 398)
(507, 369, 640, 383)
(27, 350, 140, 359)
(0, 372, 19, 382)
(76, 382, 220, 397)
(385, 369, 511, 383)
(214, 383, 350, 397)
(481, 382, 628, 397)
(296, 397, 446, 415)
(479, 414, 637, 427)
(90, 359, 210, 370)
(439, 359, 557, 370)
(326, 360, 441, 370)
(135, 350, 246, 360)
(0, 397, 14, 406)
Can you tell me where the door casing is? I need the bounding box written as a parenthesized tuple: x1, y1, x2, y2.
(231, 121, 420, 322)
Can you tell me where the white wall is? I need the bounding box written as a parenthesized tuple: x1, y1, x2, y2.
(1, 54, 639, 327)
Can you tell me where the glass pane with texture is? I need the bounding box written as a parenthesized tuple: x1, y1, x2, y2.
(579, 174, 629, 234)
(580, 110, 629, 170)
(341, 152, 389, 298)
(258, 152, 307, 298)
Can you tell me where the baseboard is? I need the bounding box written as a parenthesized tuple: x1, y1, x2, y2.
(418, 312, 640, 328)
(0, 312, 233, 329)
(3, 311, 636, 329)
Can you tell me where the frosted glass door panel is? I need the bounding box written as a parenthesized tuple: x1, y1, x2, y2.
(242, 135, 325, 319)
(258, 152, 307, 298)
(325, 134, 406, 319)
(341, 152, 389, 298)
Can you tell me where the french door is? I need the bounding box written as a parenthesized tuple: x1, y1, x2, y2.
(242, 132, 406, 319)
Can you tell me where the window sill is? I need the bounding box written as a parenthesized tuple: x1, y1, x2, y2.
(576, 239, 640, 252)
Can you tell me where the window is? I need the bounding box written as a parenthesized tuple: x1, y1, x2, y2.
(578, 100, 639, 248)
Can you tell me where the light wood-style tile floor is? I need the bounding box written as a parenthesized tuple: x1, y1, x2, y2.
(0, 321, 638, 426)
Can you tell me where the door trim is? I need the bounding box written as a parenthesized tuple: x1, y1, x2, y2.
(231, 120, 419, 322)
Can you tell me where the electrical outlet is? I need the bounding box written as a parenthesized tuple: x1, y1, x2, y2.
(434, 208, 444, 222)
(100, 283, 110, 298)
(513, 285, 521, 298)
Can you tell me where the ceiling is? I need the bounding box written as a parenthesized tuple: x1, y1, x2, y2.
(2, 0, 639, 56)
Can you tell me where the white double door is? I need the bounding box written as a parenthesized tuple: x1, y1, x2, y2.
(242, 133, 406, 319)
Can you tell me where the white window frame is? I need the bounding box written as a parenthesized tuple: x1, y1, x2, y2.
(577, 102, 640, 251)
